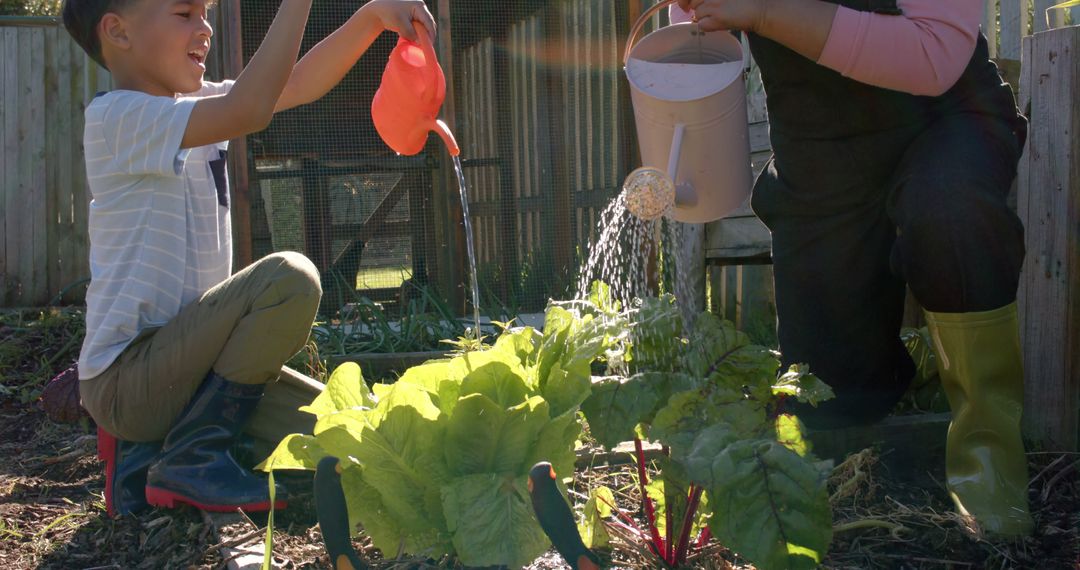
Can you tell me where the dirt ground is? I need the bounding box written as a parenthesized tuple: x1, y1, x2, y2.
(1, 308, 1077, 569)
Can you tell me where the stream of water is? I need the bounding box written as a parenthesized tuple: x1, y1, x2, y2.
(451, 156, 483, 340)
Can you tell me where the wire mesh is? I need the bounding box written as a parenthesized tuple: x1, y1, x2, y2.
(237, 0, 656, 324)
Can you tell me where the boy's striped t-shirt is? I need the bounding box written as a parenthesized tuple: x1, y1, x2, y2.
(78, 81, 235, 380)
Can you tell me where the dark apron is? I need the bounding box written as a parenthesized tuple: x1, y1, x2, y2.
(746, 0, 1027, 428)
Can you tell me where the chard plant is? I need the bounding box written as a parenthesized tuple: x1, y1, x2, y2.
(579, 294, 836, 570)
(259, 284, 626, 568)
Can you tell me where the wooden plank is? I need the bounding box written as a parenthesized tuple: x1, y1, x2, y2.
(984, 0, 998, 58)
(437, 0, 464, 316)
(704, 216, 772, 261)
(54, 31, 79, 303)
(543, 5, 573, 281)
(222, 0, 252, 269)
(674, 222, 706, 323)
(1016, 27, 1080, 451)
(737, 264, 774, 335)
(70, 37, 93, 304)
(28, 28, 46, 306)
(492, 37, 518, 304)
(0, 28, 9, 306)
(998, 0, 1027, 60)
(1034, 0, 1066, 32)
(45, 27, 60, 304)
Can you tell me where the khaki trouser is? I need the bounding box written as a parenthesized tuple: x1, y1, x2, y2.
(81, 252, 323, 443)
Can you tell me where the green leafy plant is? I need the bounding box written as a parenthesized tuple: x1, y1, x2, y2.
(579, 294, 836, 570)
(260, 284, 626, 568)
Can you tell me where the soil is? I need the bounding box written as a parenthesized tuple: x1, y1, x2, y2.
(1, 308, 1077, 569)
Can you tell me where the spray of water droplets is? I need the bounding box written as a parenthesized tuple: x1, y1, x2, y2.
(575, 191, 703, 337)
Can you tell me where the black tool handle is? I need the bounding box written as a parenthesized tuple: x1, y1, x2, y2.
(315, 456, 368, 570)
(528, 462, 602, 570)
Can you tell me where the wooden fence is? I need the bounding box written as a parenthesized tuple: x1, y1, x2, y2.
(1, 1, 1076, 313)
(454, 0, 629, 308)
(1017, 24, 1080, 450)
(1, 17, 110, 307)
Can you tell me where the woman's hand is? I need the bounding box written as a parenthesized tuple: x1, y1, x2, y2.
(362, 0, 437, 43)
(675, 0, 768, 33)
(678, 0, 837, 62)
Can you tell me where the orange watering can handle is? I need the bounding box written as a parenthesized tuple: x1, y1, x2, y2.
(624, 0, 679, 65)
(412, 20, 445, 104)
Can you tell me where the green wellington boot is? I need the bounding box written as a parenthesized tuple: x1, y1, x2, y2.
(924, 302, 1034, 538)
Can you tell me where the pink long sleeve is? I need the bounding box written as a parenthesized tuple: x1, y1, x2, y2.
(669, 1, 982, 96)
(817, 0, 983, 96)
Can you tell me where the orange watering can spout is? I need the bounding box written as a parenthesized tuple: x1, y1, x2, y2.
(372, 21, 459, 156)
(433, 118, 460, 157)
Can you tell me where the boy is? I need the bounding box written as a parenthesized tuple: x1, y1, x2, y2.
(62, 0, 435, 516)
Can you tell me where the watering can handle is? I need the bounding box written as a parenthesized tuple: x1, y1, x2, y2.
(624, 0, 680, 65)
(411, 20, 445, 104)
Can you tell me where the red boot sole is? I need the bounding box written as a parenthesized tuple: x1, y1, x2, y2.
(97, 427, 118, 517)
(145, 485, 287, 512)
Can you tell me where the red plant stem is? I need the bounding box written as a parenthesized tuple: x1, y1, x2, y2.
(697, 527, 712, 548)
(634, 438, 667, 562)
(597, 494, 648, 540)
(674, 485, 705, 565)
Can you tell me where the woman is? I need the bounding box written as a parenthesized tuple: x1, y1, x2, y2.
(672, 0, 1031, 537)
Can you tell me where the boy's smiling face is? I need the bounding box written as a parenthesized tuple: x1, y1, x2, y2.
(101, 0, 214, 96)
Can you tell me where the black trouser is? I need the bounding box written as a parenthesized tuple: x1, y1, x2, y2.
(751, 113, 1025, 428)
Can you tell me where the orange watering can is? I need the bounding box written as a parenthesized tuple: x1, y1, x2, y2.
(372, 21, 460, 157)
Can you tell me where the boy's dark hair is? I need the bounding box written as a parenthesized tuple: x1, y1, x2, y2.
(61, 0, 138, 69)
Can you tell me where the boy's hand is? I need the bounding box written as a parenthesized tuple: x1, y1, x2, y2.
(363, 0, 436, 44)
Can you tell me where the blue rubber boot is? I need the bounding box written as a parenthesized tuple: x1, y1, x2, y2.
(97, 426, 161, 517)
(144, 372, 286, 512)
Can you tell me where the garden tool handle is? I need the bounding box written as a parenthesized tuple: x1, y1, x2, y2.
(315, 456, 367, 570)
(528, 462, 602, 570)
(624, 0, 679, 65)
(412, 20, 445, 105)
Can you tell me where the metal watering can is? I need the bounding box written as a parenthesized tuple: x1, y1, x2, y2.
(372, 22, 460, 157)
(622, 0, 752, 223)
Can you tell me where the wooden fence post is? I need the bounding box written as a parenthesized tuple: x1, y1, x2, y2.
(1017, 25, 1080, 451)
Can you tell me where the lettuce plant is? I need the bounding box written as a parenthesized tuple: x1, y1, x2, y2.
(259, 284, 625, 568)
(579, 294, 836, 570)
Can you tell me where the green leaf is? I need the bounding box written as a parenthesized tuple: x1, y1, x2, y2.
(629, 295, 685, 371)
(340, 465, 452, 555)
(683, 314, 781, 399)
(299, 362, 373, 419)
(458, 359, 530, 409)
(578, 486, 615, 549)
(542, 361, 593, 419)
(587, 280, 620, 314)
(257, 433, 326, 471)
(396, 359, 455, 394)
(771, 364, 835, 406)
(580, 375, 663, 449)
(522, 408, 581, 481)
(347, 396, 449, 553)
(696, 439, 833, 570)
(651, 388, 761, 451)
(312, 425, 364, 465)
(444, 394, 549, 475)
(493, 325, 542, 366)
(775, 414, 809, 457)
(441, 473, 551, 568)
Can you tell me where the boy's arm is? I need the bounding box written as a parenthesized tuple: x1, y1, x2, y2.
(274, 0, 436, 113)
(180, 0, 313, 149)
